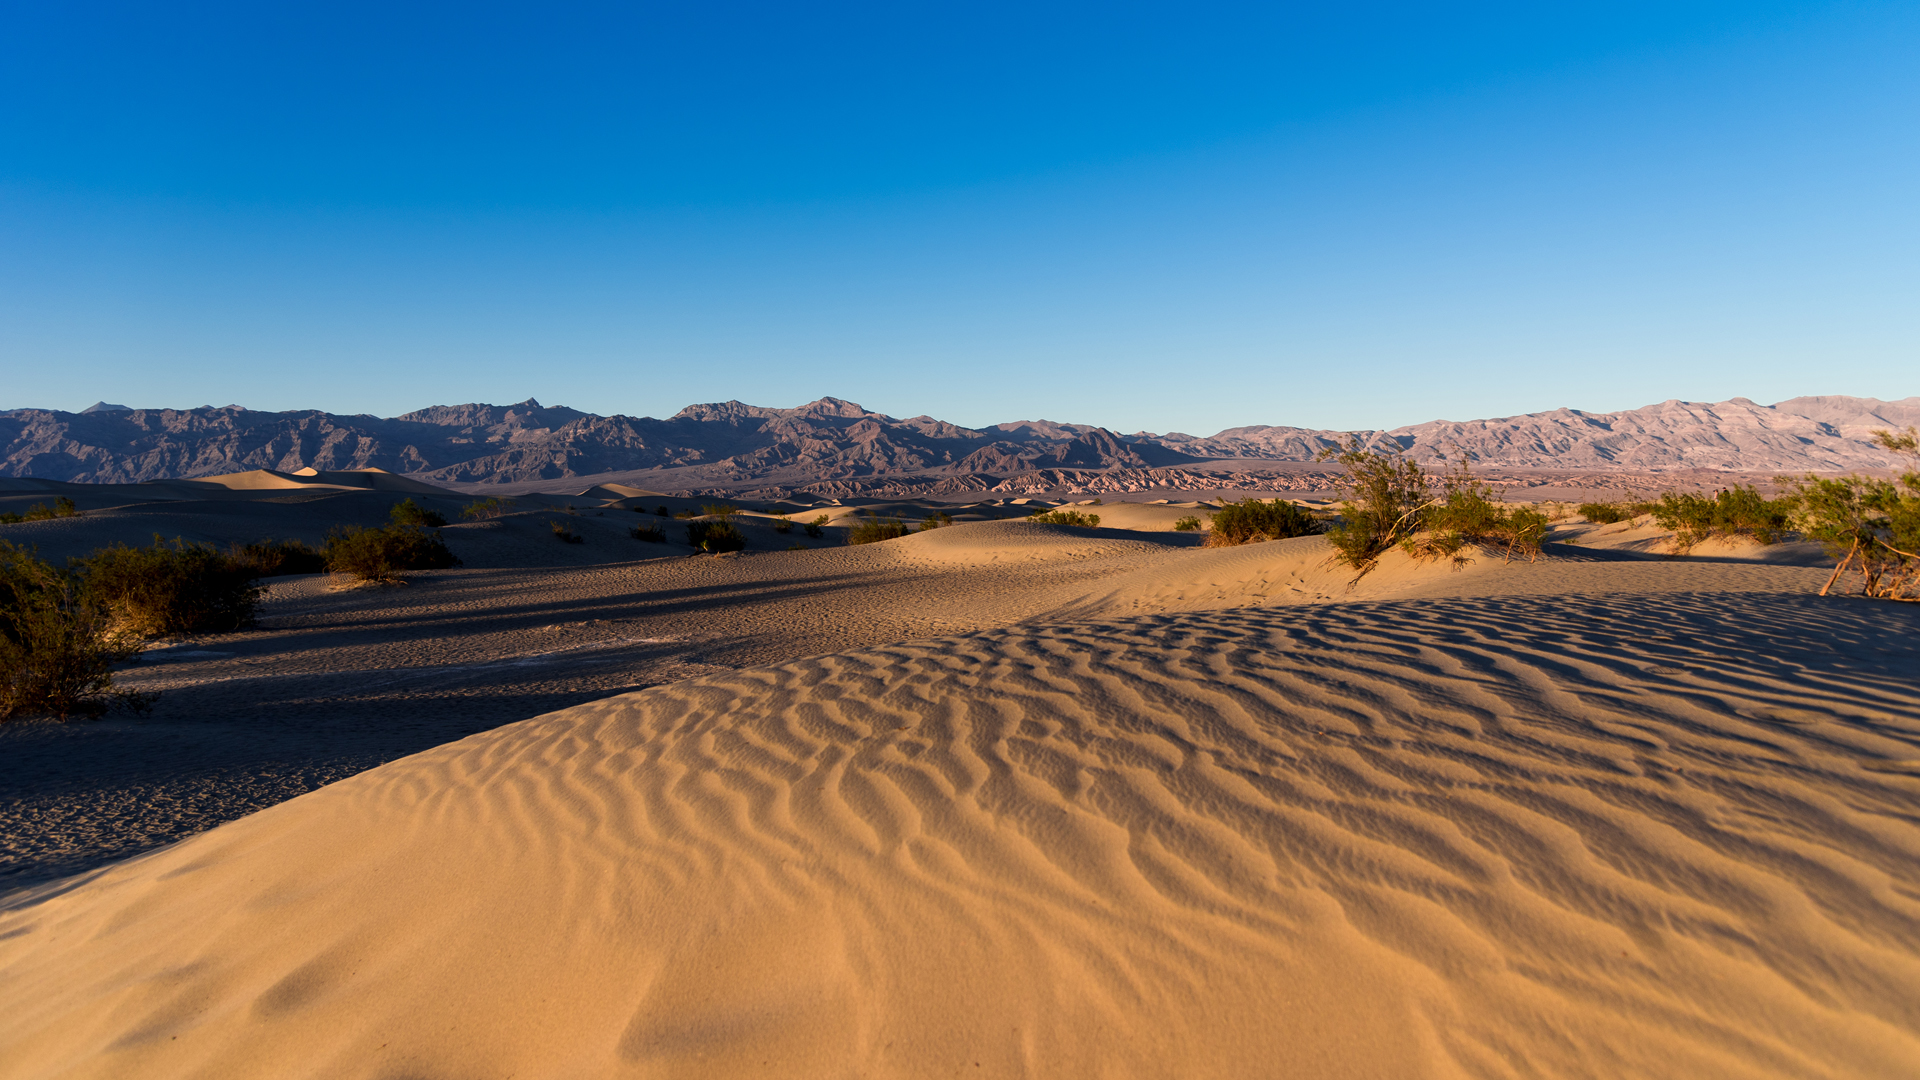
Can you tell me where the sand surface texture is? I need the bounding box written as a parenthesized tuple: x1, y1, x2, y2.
(4, 516, 1918, 1078)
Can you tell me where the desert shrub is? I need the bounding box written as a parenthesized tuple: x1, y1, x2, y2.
(1320, 447, 1550, 572)
(629, 523, 666, 543)
(1173, 516, 1202, 532)
(230, 539, 327, 577)
(686, 520, 746, 553)
(772, 515, 793, 534)
(389, 498, 448, 528)
(1649, 485, 1792, 555)
(655, 505, 670, 517)
(1498, 506, 1551, 563)
(1413, 460, 1551, 565)
(847, 514, 911, 545)
(0, 512, 20, 524)
(325, 524, 462, 582)
(1316, 439, 1432, 572)
(1, 542, 150, 720)
(1205, 499, 1322, 547)
(919, 512, 954, 531)
(701, 504, 739, 519)
(550, 520, 584, 544)
(804, 515, 829, 538)
(77, 536, 262, 637)
(1026, 509, 1101, 528)
(1577, 501, 1630, 524)
(11, 497, 82, 523)
(1782, 427, 1920, 600)
(461, 497, 513, 521)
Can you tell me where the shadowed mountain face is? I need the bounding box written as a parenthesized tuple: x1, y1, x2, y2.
(1, 394, 1914, 491)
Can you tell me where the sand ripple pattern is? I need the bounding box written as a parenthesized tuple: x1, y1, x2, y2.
(2, 592, 1917, 1078)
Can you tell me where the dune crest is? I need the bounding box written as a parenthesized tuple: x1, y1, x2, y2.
(4, 592, 1916, 1078)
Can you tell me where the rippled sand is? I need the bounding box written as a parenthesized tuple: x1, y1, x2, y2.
(2, 527, 1917, 1078)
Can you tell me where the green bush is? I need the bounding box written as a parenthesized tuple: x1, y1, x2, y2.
(1, 541, 149, 720)
(550, 520, 584, 543)
(1577, 501, 1630, 524)
(1205, 499, 1322, 547)
(461, 497, 513, 521)
(390, 498, 448, 527)
(629, 523, 667, 543)
(3, 497, 82, 524)
(655, 505, 670, 517)
(919, 512, 954, 531)
(1173, 515, 1202, 532)
(847, 513, 911, 544)
(804, 514, 829, 538)
(1026, 509, 1101, 528)
(1649, 485, 1792, 555)
(324, 524, 462, 582)
(230, 539, 327, 577)
(701, 504, 739, 519)
(1319, 447, 1550, 572)
(1412, 459, 1550, 565)
(1316, 439, 1432, 572)
(1782, 427, 1920, 600)
(76, 536, 262, 638)
(772, 515, 793, 534)
(686, 520, 746, 553)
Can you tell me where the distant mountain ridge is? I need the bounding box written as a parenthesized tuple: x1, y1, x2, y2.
(1, 394, 1913, 494)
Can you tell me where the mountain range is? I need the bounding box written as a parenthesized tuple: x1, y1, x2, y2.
(2, 394, 1914, 497)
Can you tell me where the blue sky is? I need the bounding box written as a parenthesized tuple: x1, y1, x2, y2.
(2, 1, 1915, 434)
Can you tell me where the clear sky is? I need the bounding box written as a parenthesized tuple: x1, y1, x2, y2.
(2, 1, 1915, 434)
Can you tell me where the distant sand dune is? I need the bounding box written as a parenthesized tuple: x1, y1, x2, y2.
(4, 588, 1916, 1077)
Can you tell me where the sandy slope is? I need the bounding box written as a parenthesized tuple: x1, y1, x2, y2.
(3, 521, 1917, 1077)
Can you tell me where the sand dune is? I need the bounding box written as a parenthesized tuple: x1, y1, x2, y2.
(2, 524, 1916, 1077)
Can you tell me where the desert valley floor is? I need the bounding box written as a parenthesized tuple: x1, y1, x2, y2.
(1, 472, 1917, 1078)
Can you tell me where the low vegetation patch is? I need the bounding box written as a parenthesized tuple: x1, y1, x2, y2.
(78, 536, 262, 637)
(0, 497, 81, 524)
(1, 541, 148, 720)
(919, 512, 954, 531)
(1026, 509, 1101, 528)
(325, 524, 462, 582)
(389, 498, 448, 528)
(1403, 459, 1551, 566)
(1173, 515, 1202, 532)
(629, 523, 667, 543)
(1576, 499, 1659, 524)
(230, 539, 327, 577)
(772, 514, 793, 534)
(1317, 439, 1432, 572)
(461, 497, 513, 521)
(550, 520, 584, 543)
(686, 520, 746, 553)
(1648, 486, 1792, 555)
(804, 515, 829, 538)
(847, 514, 911, 545)
(1318, 444, 1549, 574)
(1204, 499, 1322, 547)
(1783, 427, 1920, 601)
